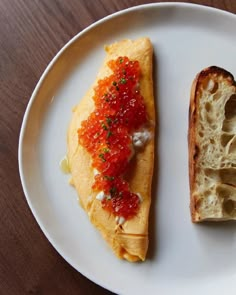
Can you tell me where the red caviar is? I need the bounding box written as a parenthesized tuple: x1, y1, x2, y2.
(78, 56, 147, 220)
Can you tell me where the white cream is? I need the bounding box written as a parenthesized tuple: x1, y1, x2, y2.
(118, 216, 126, 225)
(115, 216, 126, 225)
(93, 168, 100, 176)
(132, 129, 151, 148)
(137, 193, 143, 203)
(96, 191, 106, 201)
(96, 191, 111, 201)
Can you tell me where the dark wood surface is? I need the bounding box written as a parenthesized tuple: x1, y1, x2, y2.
(0, 0, 235, 294)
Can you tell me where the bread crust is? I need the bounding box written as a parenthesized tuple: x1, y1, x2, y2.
(188, 66, 236, 222)
(67, 38, 154, 261)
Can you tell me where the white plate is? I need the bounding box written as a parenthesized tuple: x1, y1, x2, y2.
(19, 3, 236, 294)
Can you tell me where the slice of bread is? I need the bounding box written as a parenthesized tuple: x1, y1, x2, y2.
(67, 38, 155, 261)
(189, 66, 236, 222)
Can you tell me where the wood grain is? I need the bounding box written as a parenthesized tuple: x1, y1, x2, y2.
(0, 0, 235, 294)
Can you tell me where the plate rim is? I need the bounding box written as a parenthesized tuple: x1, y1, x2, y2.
(18, 2, 236, 294)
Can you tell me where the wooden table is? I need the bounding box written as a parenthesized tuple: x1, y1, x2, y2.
(1, 0, 235, 294)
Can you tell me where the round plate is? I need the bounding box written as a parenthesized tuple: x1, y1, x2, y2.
(19, 3, 236, 294)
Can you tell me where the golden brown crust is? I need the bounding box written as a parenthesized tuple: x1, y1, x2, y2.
(67, 38, 154, 261)
(188, 73, 200, 222)
(188, 66, 236, 222)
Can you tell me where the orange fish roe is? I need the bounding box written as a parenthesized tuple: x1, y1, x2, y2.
(78, 56, 147, 220)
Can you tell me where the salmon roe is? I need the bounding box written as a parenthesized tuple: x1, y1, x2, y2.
(78, 56, 147, 220)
